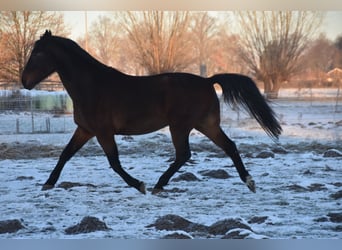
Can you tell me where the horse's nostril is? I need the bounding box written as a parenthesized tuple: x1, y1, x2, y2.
(21, 77, 28, 88)
(21, 77, 33, 90)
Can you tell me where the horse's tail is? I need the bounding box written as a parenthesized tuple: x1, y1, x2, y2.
(210, 73, 282, 140)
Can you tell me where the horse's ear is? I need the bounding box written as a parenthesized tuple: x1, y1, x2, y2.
(41, 30, 52, 39)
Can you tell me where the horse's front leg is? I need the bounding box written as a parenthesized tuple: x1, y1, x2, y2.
(42, 126, 93, 190)
(152, 127, 191, 194)
(96, 134, 146, 194)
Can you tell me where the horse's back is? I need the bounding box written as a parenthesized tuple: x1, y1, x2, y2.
(84, 71, 220, 135)
(150, 73, 220, 126)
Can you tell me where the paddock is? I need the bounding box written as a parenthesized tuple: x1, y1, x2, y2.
(0, 97, 341, 238)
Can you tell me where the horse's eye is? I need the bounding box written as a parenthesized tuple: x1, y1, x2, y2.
(31, 52, 44, 59)
(27, 52, 45, 66)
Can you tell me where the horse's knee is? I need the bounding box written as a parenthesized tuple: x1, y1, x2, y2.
(173, 152, 191, 168)
(180, 147, 191, 162)
(183, 150, 191, 162)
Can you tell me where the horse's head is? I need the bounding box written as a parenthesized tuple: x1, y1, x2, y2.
(22, 30, 57, 90)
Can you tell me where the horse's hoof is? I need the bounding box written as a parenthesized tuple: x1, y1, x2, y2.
(41, 184, 54, 191)
(246, 175, 256, 193)
(139, 182, 146, 194)
(151, 187, 163, 195)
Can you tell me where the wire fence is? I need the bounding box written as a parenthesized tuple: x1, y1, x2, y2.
(0, 88, 75, 134)
(0, 84, 341, 135)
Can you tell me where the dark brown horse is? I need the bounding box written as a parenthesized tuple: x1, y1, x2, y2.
(21, 30, 282, 194)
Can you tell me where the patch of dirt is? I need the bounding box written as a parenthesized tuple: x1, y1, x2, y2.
(313, 217, 329, 223)
(1, 139, 341, 160)
(198, 169, 231, 179)
(0, 219, 25, 234)
(208, 219, 252, 235)
(57, 182, 97, 190)
(172, 172, 200, 182)
(333, 225, 342, 232)
(65, 216, 110, 235)
(287, 184, 308, 192)
(161, 232, 192, 239)
(283, 142, 342, 154)
(307, 183, 327, 192)
(287, 183, 327, 192)
(255, 151, 275, 158)
(271, 146, 288, 154)
(323, 149, 342, 158)
(221, 230, 250, 239)
(327, 213, 342, 223)
(16, 176, 34, 181)
(248, 216, 268, 224)
(147, 214, 255, 238)
(146, 214, 208, 233)
(302, 169, 314, 175)
(330, 190, 342, 200)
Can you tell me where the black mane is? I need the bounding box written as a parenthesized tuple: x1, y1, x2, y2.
(40, 30, 109, 70)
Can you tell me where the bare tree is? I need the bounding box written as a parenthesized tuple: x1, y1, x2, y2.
(87, 15, 122, 67)
(116, 11, 194, 75)
(0, 11, 69, 83)
(334, 35, 342, 68)
(211, 29, 246, 75)
(302, 34, 338, 86)
(235, 11, 323, 98)
(190, 12, 219, 76)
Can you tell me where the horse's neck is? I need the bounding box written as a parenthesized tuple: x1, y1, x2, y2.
(53, 43, 125, 99)
(56, 58, 123, 101)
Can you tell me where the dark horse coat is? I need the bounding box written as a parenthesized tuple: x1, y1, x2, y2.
(22, 30, 282, 194)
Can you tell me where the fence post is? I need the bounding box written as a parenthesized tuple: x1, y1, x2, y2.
(46, 117, 50, 133)
(335, 83, 340, 113)
(30, 97, 34, 133)
(16, 118, 20, 134)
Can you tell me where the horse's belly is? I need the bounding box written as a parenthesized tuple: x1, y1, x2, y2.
(116, 121, 167, 135)
(112, 114, 168, 135)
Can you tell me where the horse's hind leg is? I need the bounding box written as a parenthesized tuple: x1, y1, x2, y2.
(152, 127, 191, 194)
(42, 126, 93, 190)
(196, 124, 256, 193)
(96, 134, 146, 194)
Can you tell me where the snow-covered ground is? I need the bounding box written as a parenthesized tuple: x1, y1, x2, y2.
(0, 93, 341, 239)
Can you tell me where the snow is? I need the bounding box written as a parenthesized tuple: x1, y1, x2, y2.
(0, 93, 341, 239)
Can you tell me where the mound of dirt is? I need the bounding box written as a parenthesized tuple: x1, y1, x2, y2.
(255, 150, 275, 158)
(222, 229, 250, 239)
(0, 219, 25, 234)
(328, 213, 342, 223)
(65, 216, 110, 235)
(146, 214, 207, 233)
(172, 172, 200, 182)
(198, 169, 231, 179)
(287, 183, 327, 192)
(271, 146, 288, 154)
(57, 181, 97, 190)
(330, 190, 342, 200)
(248, 216, 268, 224)
(148, 214, 257, 239)
(323, 149, 342, 158)
(208, 218, 252, 235)
(161, 232, 192, 239)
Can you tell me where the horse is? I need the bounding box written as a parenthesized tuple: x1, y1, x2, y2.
(21, 30, 282, 195)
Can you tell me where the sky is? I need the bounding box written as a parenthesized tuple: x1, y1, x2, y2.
(62, 11, 342, 41)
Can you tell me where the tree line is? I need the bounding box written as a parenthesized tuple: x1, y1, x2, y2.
(1, 11, 341, 98)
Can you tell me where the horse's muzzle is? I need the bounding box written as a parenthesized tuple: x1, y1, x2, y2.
(21, 76, 34, 90)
